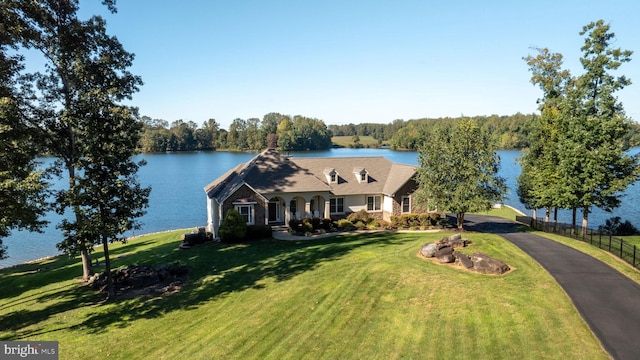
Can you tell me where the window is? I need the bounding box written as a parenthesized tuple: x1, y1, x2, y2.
(367, 195, 381, 211)
(402, 196, 410, 213)
(330, 197, 344, 213)
(289, 199, 297, 214)
(330, 173, 337, 183)
(360, 173, 367, 182)
(235, 205, 254, 225)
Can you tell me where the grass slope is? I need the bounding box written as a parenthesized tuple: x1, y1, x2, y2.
(1, 229, 608, 359)
(331, 135, 380, 147)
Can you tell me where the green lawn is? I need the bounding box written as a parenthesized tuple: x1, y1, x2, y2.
(1, 229, 608, 359)
(473, 205, 521, 221)
(332, 135, 381, 147)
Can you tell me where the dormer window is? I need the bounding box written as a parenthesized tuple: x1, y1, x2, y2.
(324, 167, 338, 184)
(353, 167, 368, 183)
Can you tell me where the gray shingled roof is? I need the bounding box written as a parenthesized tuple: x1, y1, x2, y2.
(204, 149, 417, 200)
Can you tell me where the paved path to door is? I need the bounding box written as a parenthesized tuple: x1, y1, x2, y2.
(463, 214, 640, 360)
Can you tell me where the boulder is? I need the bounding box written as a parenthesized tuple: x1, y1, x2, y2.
(434, 246, 453, 258)
(453, 251, 474, 269)
(437, 254, 455, 263)
(471, 252, 510, 274)
(449, 239, 467, 249)
(448, 233, 462, 242)
(420, 243, 438, 258)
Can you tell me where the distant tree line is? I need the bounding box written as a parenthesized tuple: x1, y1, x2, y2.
(138, 113, 332, 152)
(139, 111, 640, 153)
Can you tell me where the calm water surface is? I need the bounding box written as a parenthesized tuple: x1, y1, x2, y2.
(2, 148, 639, 268)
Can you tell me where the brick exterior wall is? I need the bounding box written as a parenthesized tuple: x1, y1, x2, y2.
(222, 184, 266, 225)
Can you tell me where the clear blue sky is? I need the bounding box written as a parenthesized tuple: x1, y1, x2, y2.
(80, 0, 640, 129)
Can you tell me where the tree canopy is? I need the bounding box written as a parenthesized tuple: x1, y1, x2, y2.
(517, 20, 640, 232)
(0, 34, 48, 258)
(415, 119, 507, 230)
(5, 0, 150, 295)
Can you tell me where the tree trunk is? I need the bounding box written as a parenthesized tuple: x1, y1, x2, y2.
(81, 249, 93, 281)
(102, 235, 115, 301)
(532, 208, 537, 219)
(582, 208, 589, 236)
(457, 213, 465, 230)
(67, 160, 94, 280)
(571, 208, 577, 236)
(553, 207, 558, 232)
(545, 207, 550, 222)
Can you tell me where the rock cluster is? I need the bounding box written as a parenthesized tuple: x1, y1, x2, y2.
(420, 234, 510, 275)
(87, 263, 189, 296)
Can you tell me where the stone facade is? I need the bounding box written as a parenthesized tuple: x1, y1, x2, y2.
(222, 184, 266, 226)
(390, 178, 418, 219)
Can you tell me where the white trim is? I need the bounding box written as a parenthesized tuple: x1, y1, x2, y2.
(329, 197, 345, 214)
(401, 195, 411, 214)
(235, 204, 255, 225)
(366, 195, 382, 211)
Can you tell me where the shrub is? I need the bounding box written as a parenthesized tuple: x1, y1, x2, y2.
(419, 213, 431, 227)
(599, 216, 640, 236)
(301, 218, 314, 233)
(390, 215, 403, 229)
(321, 218, 333, 230)
(407, 214, 421, 227)
(354, 221, 366, 230)
(617, 221, 639, 236)
(438, 217, 452, 229)
(429, 212, 441, 226)
(311, 217, 322, 230)
(219, 209, 247, 242)
(288, 218, 300, 230)
(335, 219, 355, 231)
(347, 209, 371, 224)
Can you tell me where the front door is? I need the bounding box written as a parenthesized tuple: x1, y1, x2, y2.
(268, 201, 279, 222)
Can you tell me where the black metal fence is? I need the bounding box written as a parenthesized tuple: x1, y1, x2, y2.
(516, 215, 640, 270)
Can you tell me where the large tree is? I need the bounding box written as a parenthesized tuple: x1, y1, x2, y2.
(8, 0, 149, 281)
(517, 48, 571, 222)
(415, 120, 506, 230)
(521, 20, 639, 233)
(0, 34, 48, 259)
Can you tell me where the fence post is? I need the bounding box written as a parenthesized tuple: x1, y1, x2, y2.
(620, 239, 624, 259)
(608, 234, 612, 252)
(634, 245, 637, 268)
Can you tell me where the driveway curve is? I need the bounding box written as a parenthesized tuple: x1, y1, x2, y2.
(464, 214, 640, 360)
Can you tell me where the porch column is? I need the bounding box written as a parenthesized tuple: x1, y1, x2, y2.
(305, 200, 311, 219)
(324, 199, 330, 219)
(284, 201, 290, 224)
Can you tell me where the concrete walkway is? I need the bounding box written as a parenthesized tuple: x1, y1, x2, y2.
(464, 214, 640, 360)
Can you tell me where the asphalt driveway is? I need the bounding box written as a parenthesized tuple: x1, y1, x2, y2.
(464, 214, 640, 360)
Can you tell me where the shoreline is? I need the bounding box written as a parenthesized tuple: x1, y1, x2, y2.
(0, 228, 196, 271)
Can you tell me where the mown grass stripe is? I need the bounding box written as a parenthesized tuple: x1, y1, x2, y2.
(0, 230, 615, 359)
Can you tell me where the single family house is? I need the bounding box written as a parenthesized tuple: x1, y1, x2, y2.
(204, 148, 419, 237)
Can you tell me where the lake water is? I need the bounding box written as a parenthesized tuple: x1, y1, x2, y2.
(2, 147, 639, 268)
